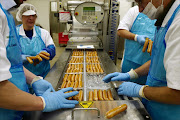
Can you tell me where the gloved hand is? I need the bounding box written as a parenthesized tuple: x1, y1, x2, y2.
(103, 72, 130, 83)
(41, 87, 79, 112)
(21, 54, 30, 63)
(32, 79, 55, 96)
(135, 35, 149, 45)
(117, 82, 142, 97)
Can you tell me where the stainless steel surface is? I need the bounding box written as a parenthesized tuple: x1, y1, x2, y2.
(72, 108, 100, 119)
(40, 50, 151, 120)
(83, 51, 87, 101)
(37, 100, 150, 120)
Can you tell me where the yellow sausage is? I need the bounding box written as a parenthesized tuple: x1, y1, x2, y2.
(39, 53, 50, 60)
(40, 51, 50, 56)
(147, 39, 153, 54)
(74, 79, 79, 88)
(98, 90, 104, 101)
(88, 91, 93, 101)
(93, 89, 98, 101)
(107, 89, 114, 101)
(61, 81, 67, 88)
(142, 38, 149, 52)
(36, 55, 42, 62)
(103, 90, 109, 101)
(105, 104, 127, 119)
(78, 90, 83, 101)
(26, 57, 33, 64)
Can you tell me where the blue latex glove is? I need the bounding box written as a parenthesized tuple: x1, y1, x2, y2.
(136, 35, 148, 45)
(43, 45, 56, 60)
(42, 87, 79, 112)
(117, 82, 142, 97)
(32, 79, 55, 96)
(21, 54, 30, 63)
(103, 72, 130, 83)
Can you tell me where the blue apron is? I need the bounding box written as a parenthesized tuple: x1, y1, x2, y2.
(16, 25, 50, 78)
(143, 5, 180, 120)
(122, 13, 156, 84)
(0, 4, 28, 120)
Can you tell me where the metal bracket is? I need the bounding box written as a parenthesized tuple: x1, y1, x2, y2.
(72, 108, 100, 119)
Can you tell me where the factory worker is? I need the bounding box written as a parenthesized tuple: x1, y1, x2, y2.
(103, 0, 180, 119)
(16, 3, 56, 78)
(116, 5, 156, 85)
(0, 0, 78, 120)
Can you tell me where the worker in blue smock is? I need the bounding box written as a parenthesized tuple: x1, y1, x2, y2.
(108, 5, 156, 85)
(0, 0, 78, 119)
(16, 3, 56, 78)
(103, 0, 180, 119)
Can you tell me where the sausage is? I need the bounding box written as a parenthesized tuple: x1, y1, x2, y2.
(70, 81, 74, 88)
(40, 51, 50, 56)
(73, 94, 79, 100)
(71, 74, 75, 82)
(93, 89, 98, 101)
(26, 57, 33, 64)
(63, 74, 68, 82)
(39, 53, 50, 60)
(88, 91, 93, 101)
(98, 90, 104, 101)
(107, 89, 114, 100)
(74, 79, 79, 88)
(105, 104, 127, 119)
(66, 80, 71, 88)
(67, 74, 72, 81)
(142, 38, 149, 52)
(61, 81, 67, 88)
(78, 80, 82, 88)
(147, 39, 153, 54)
(36, 55, 42, 62)
(78, 90, 83, 101)
(103, 90, 109, 101)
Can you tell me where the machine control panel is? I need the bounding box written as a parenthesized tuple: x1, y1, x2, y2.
(74, 2, 104, 25)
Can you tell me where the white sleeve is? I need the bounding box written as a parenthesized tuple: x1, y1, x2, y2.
(40, 28, 55, 47)
(0, 10, 12, 82)
(164, 13, 180, 90)
(117, 6, 139, 31)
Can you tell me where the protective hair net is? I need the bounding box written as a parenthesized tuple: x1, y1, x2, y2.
(16, 3, 38, 22)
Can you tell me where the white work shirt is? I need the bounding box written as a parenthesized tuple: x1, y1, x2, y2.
(117, 6, 139, 31)
(18, 25, 55, 47)
(0, 8, 12, 82)
(163, 0, 180, 90)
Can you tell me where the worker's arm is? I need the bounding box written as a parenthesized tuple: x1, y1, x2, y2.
(134, 60, 151, 77)
(23, 66, 36, 84)
(0, 80, 43, 111)
(117, 29, 136, 40)
(103, 60, 150, 83)
(144, 86, 180, 104)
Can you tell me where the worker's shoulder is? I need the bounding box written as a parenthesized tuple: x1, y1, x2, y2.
(128, 6, 138, 12)
(0, 8, 7, 21)
(172, 11, 180, 26)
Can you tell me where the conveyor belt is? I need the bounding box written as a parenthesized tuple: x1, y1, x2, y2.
(27, 49, 151, 120)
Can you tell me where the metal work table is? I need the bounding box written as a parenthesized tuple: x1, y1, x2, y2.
(28, 50, 151, 120)
(39, 101, 150, 120)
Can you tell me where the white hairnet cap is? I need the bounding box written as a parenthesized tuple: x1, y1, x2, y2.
(16, 3, 38, 22)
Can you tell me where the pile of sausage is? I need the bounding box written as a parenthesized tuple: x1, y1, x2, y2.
(61, 74, 83, 88)
(88, 89, 114, 101)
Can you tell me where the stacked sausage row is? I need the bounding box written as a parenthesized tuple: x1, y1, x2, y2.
(60, 50, 113, 101)
(88, 89, 114, 101)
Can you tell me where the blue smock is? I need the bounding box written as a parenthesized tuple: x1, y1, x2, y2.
(0, 4, 28, 120)
(143, 5, 180, 120)
(16, 25, 50, 78)
(122, 13, 156, 84)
